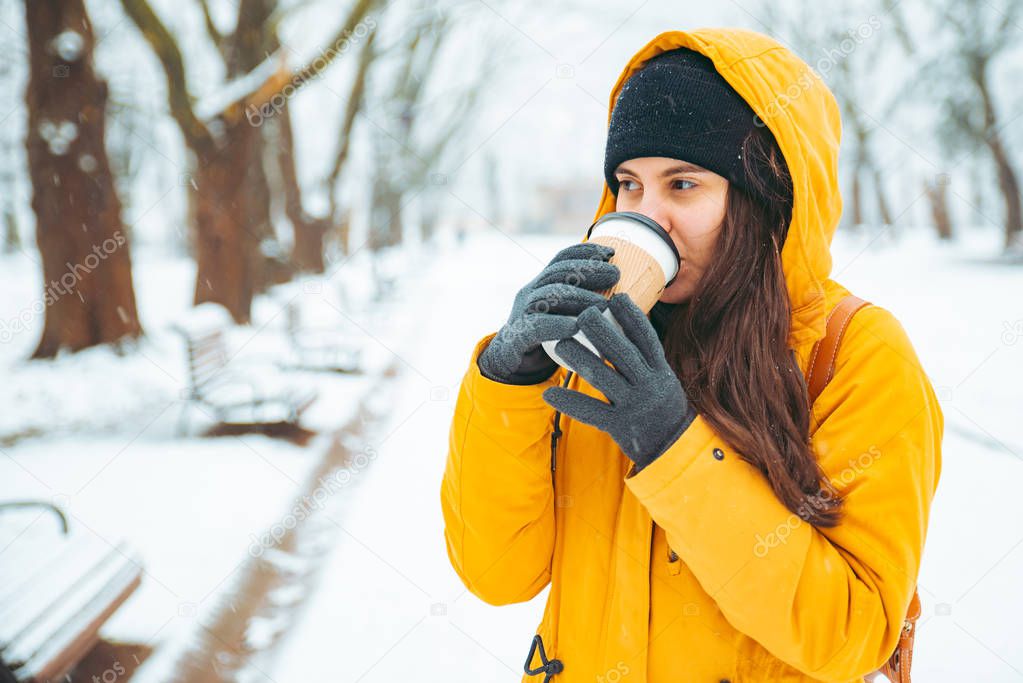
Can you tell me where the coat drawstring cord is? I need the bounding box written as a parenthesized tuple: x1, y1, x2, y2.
(550, 371, 573, 472)
(550, 409, 563, 472)
(524, 634, 564, 682)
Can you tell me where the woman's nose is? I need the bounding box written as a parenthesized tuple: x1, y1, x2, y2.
(636, 197, 673, 234)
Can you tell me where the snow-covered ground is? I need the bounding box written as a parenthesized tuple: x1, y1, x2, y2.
(243, 225, 1022, 682)
(2, 225, 1021, 681)
(0, 240, 427, 667)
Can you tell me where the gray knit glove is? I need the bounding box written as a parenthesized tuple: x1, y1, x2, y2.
(541, 293, 697, 470)
(478, 242, 621, 384)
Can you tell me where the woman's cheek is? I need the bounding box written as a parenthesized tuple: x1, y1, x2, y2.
(658, 266, 693, 303)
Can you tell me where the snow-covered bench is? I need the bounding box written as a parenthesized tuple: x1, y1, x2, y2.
(0, 501, 142, 683)
(173, 303, 318, 434)
(281, 300, 363, 374)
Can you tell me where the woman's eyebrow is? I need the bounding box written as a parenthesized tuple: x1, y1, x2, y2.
(615, 162, 708, 177)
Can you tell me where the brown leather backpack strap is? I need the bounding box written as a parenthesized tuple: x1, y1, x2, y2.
(805, 294, 872, 405)
(876, 589, 922, 683)
(806, 294, 922, 682)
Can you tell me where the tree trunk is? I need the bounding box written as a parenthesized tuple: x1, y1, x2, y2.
(191, 132, 260, 322)
(849, 168, 863, 230)
(370, 180, 403, 250)
(872, 166, 894, 228)
(335, 211, 352, 258)
(924, 176, 954, 241)
(292, 217, 330, 273)
(326, 27, 376, 224)
(230, 0, 282, 293)
(975, 63, 1023, 250)
(848, 127, 868, 230)
(421, 203, 440, 244)
(24, 0, 142, 358)
(2, 208, 19, 253)
(987, 136, 1023, 250)
(273, 103, 328, 274)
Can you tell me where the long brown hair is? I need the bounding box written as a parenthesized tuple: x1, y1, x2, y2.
(660, 124, 843, 527)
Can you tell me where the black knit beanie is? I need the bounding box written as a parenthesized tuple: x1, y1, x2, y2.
(603, 47, 760, 195)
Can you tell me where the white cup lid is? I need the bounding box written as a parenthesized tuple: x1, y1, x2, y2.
(586, 211, 680, 285)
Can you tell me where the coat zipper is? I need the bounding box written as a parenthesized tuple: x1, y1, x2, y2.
(525, 369, 574, 681)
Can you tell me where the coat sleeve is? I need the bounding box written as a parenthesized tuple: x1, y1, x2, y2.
(624, 304, 943, 680)
(440, 331, 566, 606)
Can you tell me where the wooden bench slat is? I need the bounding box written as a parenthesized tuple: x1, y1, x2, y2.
(189, 353, 229, 374)
(2, 542, 139, 669)
(0, 538, 69, 606)
(0, 537, 113, 649)
(189, 330, 224, 349)
(14, 546, 142, 683)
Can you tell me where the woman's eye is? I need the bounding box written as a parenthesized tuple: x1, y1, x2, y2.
(618, 178, 694, 191)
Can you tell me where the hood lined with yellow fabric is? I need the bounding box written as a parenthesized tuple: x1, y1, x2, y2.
(585, 28, 844, 351)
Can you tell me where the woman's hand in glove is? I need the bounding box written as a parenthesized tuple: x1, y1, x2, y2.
(541, 292, 697, 471)
(478, 242, 621, 384)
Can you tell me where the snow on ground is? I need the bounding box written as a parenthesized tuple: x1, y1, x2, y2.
(257, 225, 1023, 682)
(0, 241, 427, 661)
(831, 226, 1023, 681)
(1, 224, 1020, 681)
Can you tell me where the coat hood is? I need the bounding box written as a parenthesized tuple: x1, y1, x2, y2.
(587, 28, 844, 350)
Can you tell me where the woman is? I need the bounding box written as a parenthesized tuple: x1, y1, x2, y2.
(440, 28, 943, 683)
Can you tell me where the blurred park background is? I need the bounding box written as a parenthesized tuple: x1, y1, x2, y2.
(0, 0, 1021, 681)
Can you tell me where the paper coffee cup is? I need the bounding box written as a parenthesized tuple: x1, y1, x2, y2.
(542, 212, 680, 373)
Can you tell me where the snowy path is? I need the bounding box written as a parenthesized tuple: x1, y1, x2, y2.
(257, 229, 1022, 682)
(259, 232, 564, 681)
(0, 244, 429, 679)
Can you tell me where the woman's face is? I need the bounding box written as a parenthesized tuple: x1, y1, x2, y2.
(612, 156, 729, 304)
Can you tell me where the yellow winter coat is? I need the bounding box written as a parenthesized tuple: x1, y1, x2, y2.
(440, 28, 943, 683)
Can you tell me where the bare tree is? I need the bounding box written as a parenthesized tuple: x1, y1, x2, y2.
(937, 0, 1022, 250)
(118, 0, 376, 322)
(367, 15, 450, 251)
(924, 174, 954, 240)
(24, 0, 142, 358)
(273, 18, 380, 274)
(758, 2, 898, 234)
(365, 6, 495, 253)
(313, 23, 380, 265)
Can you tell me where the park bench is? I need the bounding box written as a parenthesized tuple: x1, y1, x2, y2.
(0, 501, 142, 683)
(173, 304, 318, 434)
(281, 300, 363, 374)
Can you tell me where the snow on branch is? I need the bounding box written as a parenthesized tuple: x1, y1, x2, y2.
(195, 53, 290, 125)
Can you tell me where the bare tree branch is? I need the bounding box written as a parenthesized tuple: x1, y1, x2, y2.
(290, 0, 378, 88)
(327, 26, 378, 221)
(118, 0, 211, 149)
(196, 0, 227, 56)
